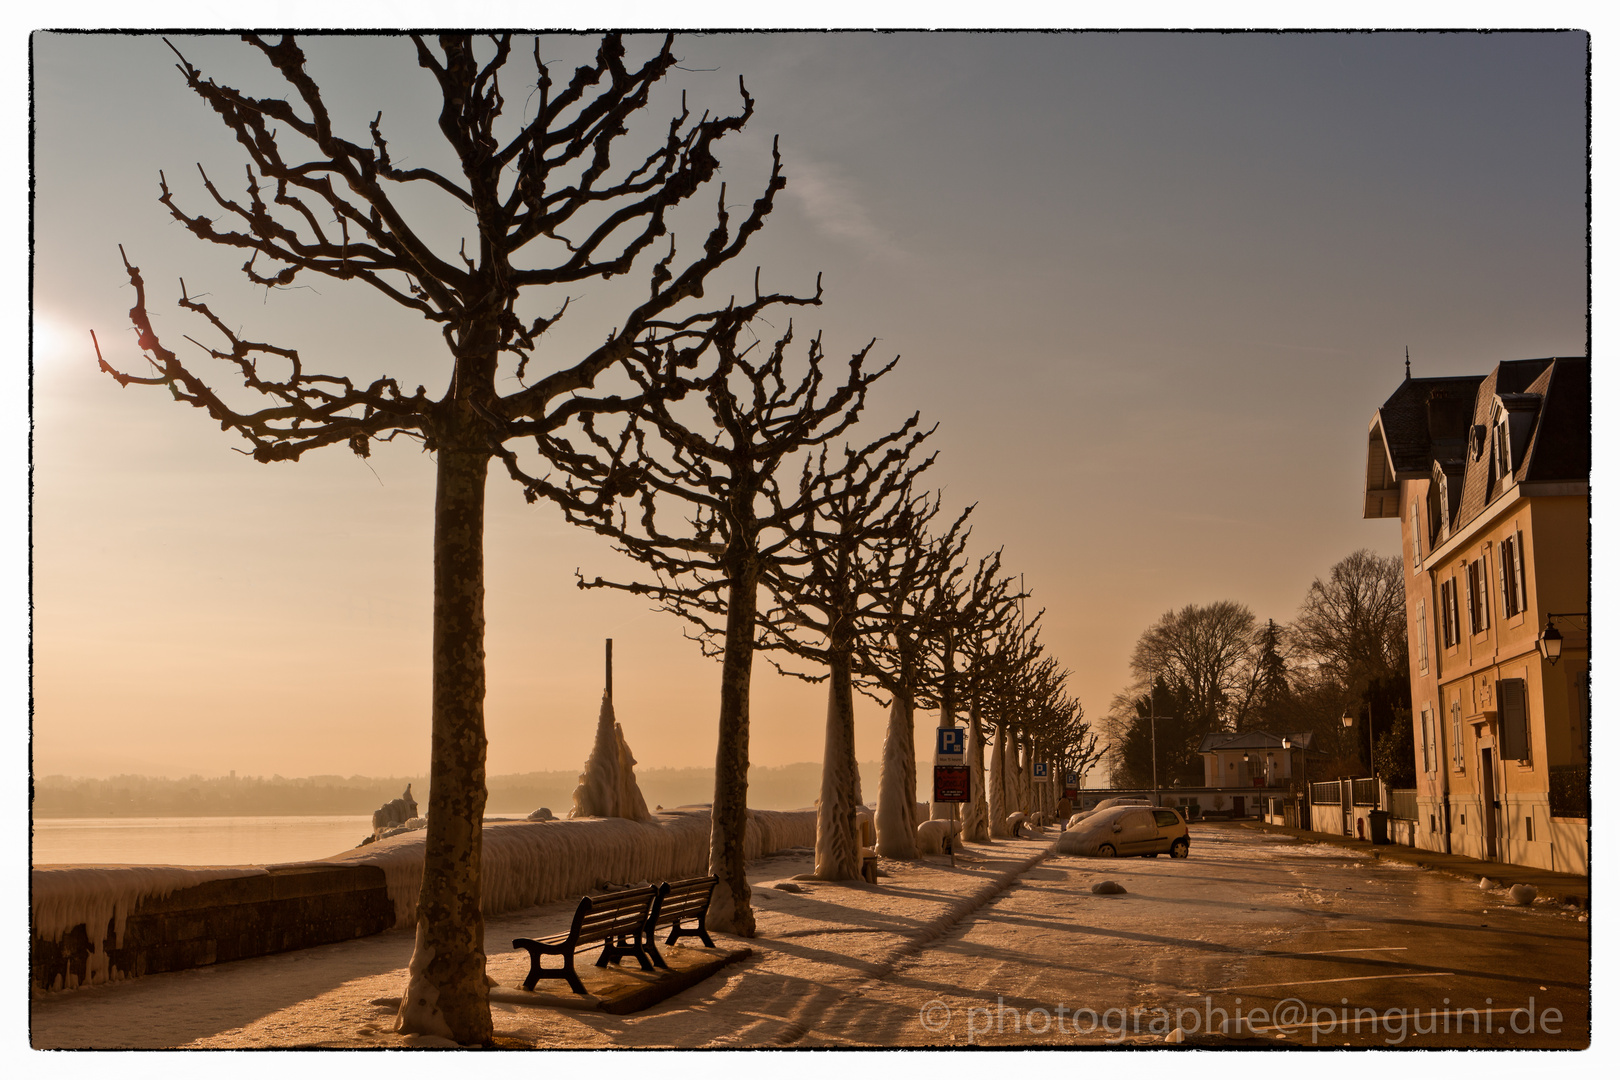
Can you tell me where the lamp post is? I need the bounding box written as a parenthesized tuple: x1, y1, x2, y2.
(1341, 705, 1375, 780)
(1147, 682, 1162, 808)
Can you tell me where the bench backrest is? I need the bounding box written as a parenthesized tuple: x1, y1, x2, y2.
(571, 886, 657, 942)
(650, 875, 718, 927)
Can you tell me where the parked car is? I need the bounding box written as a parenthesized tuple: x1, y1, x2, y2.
(1057, 805, 1190, 859)
(1065, 796, 1151, 829)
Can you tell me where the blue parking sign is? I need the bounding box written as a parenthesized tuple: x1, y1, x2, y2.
(936, 727, 965, 759)
(1033, 762, 1050, 781)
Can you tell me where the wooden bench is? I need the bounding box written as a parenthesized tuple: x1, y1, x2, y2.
(512, 885, 657, 994)
(642, 875, 718, 968)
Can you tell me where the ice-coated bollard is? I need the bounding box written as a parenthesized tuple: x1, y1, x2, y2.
(1509, 883, 1538, 906)
(1091, 880, 1127, 895)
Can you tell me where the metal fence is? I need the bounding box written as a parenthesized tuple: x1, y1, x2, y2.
(1352, 778, 1380, 807)
(1387, 788, 1418, 821)
(1310, 780, 1343, 805)
(1549, 765, 1589, 819)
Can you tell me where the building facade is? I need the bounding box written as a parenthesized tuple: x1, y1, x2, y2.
(1362, 357, 1589, 872)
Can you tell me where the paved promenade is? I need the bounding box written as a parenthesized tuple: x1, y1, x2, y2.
(1223, 819, 1590, 907)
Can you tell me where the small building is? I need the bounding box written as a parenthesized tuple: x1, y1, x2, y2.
(1197, 730, 1320, 818)
(1363, 357, 1588, 872)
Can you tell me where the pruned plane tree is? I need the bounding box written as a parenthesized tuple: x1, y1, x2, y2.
(545, 322, 915, 932)
(93, 32, 816, 1045)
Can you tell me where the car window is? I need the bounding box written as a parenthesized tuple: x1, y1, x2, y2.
(1121, 811, 1153, 830)
(1153, 810, 1180, 828)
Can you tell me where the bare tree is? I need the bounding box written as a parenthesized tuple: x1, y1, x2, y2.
(928, 549, 1019, 839)
(762, 437, 935, 881)
(1291, 549, 1409, 692)
(558, 324, 913, 929)
(95, 33, 807, 1043)
(1129, 601, 1259, 731)
(852, 494, 974, 858)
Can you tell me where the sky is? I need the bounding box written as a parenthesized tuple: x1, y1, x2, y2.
(26, 26, 1590, 781)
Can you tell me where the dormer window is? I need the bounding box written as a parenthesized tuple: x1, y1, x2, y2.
(1494, 415, 1513, 483)
(1427, 468, 1450, 545)
(1491, 393, 1541, 491)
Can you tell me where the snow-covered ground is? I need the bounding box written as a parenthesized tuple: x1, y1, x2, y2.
(30, 837, 1053, 1049)
(29, 824, 1589, 1050)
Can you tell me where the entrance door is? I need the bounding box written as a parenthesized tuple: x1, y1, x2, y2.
(1232, 795, 1245, 818)
(1480, 748, 1498, 859)
(1340, 781, 1353, 835)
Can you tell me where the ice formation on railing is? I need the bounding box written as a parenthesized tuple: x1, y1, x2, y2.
(326, 805, 816, 928)
(32, 807, 815, 990)
(30, 865, 269, 989)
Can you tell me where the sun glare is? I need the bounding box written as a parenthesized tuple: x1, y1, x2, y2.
(31, 312, 84, 371)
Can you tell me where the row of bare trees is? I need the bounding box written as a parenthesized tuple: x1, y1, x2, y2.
(95, 34, 1102, 1044)
(1104, 550, 1411, 789)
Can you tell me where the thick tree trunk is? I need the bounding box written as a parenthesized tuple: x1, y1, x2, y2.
(1017, 737, 1033, 814)
(397, 443, 492, 1044)
(989, 721, 1010, 838)
(708, 564, 757, 936)
(963, 703, 990, 842)
(875, 692, 919, 858)
(814, 647, 863, 880)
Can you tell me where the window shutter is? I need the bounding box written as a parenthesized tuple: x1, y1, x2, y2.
(1513, 530, 1526, 612)
(1411, 500, 1421, 568)
(1497, 678, 1529, 762)
(1467, 563, 1479, 634)
(1417, 597, 1429, 673)
(1498, 536, 1513, 616)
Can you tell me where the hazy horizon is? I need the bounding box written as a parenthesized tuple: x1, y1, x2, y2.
(30, 31, 1587, 781)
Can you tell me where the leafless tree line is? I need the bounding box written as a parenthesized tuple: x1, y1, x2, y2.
(1104, 550, 1410, 787)
(94, 33, 1102, 1044)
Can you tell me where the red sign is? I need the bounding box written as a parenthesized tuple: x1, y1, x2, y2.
(933, 765, 971, 803)
(1062, 787, 1078, 800)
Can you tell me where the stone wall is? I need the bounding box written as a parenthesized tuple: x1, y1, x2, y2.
(31, 864, 392, 993)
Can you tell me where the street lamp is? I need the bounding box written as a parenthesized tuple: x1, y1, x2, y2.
(1536, 612, 1587, 666)
(1539, 617, 1563, 665)
(1342, 705, 1375, 781)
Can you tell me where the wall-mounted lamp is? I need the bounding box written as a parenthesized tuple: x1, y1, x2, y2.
(1538, 617, 1563, 665)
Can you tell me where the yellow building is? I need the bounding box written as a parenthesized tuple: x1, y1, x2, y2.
(1363, 357, 1588, 873)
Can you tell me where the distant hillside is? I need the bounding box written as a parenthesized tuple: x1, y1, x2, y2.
(31, 761, 924, 818)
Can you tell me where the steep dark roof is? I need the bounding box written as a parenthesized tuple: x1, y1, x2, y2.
(1453, 357, 1588, 530)
(1366, 357, 1588, 534)
(1521, 358, 1590, 485)
(1373, 375, 1484, 478)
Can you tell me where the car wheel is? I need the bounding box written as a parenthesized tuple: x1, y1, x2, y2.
(1097, 843, 1117, 858)
(1169, 838, 1190, 859)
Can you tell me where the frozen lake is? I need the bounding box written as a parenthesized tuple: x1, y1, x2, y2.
(30, 811, 537, 867)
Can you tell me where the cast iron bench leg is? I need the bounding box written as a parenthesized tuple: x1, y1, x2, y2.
(666, 917, 716, 949)
(514, 939, 587, 995)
